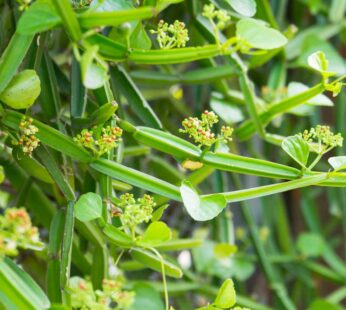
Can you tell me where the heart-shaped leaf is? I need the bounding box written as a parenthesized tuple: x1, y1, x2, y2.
(74, 192, 102, 222)
(141, 221, 172, 245)
(0, 70, 41, 109)
(180, 180, 227, 221)
(328, 156, 346, 171)
(281, 135, 310, 168)
(214, 279, 236, 309)
(236, 18, 287, 50)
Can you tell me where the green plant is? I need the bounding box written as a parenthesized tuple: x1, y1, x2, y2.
(1, 0, 346, 310)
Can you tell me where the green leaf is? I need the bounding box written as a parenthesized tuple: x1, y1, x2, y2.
(141, 221, 172, 245)
(297, 233, 326, 257)
(307, 50, 334, 77)
(74, 192, 103, 222)
(310, 299, 343, 310)
(130, 23, 152, 50)
(110, 66, 162, 129)
(281, 135, 310, 167)
(128, 283, 164, 310)
(180, 180, 227, 221)
(151, 204, 169, 222)
(131, 248, 183, 278)
(0, 70, 41, 109)
(0, 166, 5, 184)
(0, 257, 50, 309)
(214, 279, 236, 309)
(0, 32, 34, 93)
(214, 243, 237, 259)
(103, 224, 133, 248)
(17, 0, 60, 35)
(80, 46, 108, 89)
(13, 148, 54, 184)
(328, 156, 346, 171)
(228, 0, 256, 17)
(236, 18, 288, 50)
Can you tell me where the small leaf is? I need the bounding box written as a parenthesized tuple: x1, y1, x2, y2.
(214, 279, 236, 309)
(281, 135, 310, 168)
(0, 70, 41, 109)
(80, 46, 108, 89)
(74, 192, 102, 222)
(17, 0, 60, 35)
(236, 18, 288, 50)
(180, 180, 227, 221)
(307, 50, 334, 77)
(328, 156, 346, 171)
(151, 204, 169, 222)
(214, 243, 237, 259)
(228, 0, 256, 17)
(130, 23, 152, 50)
(141, 221, 172, 245)
(297, 233, 326, 257)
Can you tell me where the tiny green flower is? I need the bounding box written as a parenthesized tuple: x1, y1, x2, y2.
(16, 117, 40, 157)
(74, 126, 122, 157)
(17, 0, 31, 11)
(0, 207, 43, 257)
(180, 110, 233, 148)
(68, 276, 135, 309)
(116, 193, 156, 235)
(202, 3, 230, 30)
(151, 20, 189, 49)
(300, 125, 343, 153)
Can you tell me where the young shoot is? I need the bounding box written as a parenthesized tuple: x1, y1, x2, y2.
(74, 126, 122, 157)
(150, 20, 189, 49)
(16, 117, 40, 157)
(301, 125, 343, 170)
(308, 51, 344, 97)
(180, 110, 233, 148)
(0, 207, 43, 257)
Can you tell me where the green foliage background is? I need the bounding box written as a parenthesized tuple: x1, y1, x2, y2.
(1, 0, 346, 309)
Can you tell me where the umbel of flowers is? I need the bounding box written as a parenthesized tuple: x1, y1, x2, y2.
(0, 207, 43, 257)
(180, 110, 233, 147)
(16, 117, 40, 157)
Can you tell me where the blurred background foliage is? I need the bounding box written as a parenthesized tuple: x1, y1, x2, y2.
(1, 0, 346, 309)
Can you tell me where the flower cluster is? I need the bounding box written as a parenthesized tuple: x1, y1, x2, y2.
(202, 4, 230, 30)
(74, 126, 122, 157)
(0, 207, 43, 257)
(69, 276, 135, 310)
(150, 20, 189, 49)
(17, 0, 31, 11)
(300, 125, 343, 153)
(115, 193, 156, 232)
(16, 117, 40, 157)
(180, 110, 233, 147)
